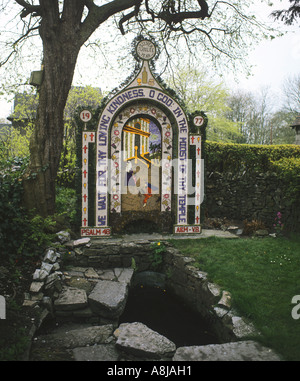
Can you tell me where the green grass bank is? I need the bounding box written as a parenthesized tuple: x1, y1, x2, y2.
(170, 235, 300, 361)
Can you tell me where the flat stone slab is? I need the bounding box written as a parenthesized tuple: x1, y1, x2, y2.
(33, 324, 114, 349)
(73, 344, 119, 361)
(54, 287, 87, 311)
(88, 280, 128, 318)
(30, 281, 44, 293)
(65, 277, 94, 293)
(84, 268, 100, 279)
(173, 341, 281, 361)
(115, 268, 134, 284)
(231, 316, 258, 338)
(114, 322, 176, 359)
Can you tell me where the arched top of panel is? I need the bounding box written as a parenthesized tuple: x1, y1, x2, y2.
(97, 38, 189, 138)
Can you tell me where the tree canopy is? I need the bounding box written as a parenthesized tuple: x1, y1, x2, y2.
(0, 1, 277, 88)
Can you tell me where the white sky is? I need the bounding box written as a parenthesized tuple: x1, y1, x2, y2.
(0, 0, 299, 121)
(226, 16, 300, 96)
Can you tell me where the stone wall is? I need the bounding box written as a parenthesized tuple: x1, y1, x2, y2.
(162, 248, 238, 343)
(205, 170, 299, 231)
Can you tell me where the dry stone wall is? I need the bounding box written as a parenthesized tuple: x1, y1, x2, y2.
(205, 170, 299, 231)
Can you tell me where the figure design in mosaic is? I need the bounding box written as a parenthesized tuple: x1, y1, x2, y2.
(122, 117, 161, 211)
(109, 104, 172, 214)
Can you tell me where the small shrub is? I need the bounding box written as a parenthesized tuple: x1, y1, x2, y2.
(149, 242, 166, 271)
(56, 186, 77, 225)
(0, 157, 54, 263)
(273, 211, 284, 235)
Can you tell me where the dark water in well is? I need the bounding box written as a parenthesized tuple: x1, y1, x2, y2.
(119, 285, 220, 347)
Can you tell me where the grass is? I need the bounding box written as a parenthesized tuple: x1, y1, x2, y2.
(170, 234, 300, 361)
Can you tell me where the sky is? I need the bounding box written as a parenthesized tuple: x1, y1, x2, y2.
(223, 0, 299, 104)
(227, 16, 299, 96)
(0, 0, 299, 121)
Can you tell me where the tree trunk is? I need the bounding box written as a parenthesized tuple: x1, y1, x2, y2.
(23, 7, 81, 217)
(21, 0, 181, 216)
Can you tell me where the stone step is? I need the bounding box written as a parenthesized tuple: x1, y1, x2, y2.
(72, 344, 120, 361)
(54, 287, 88, 312)
(51, 268, 134, 322)
(72, 322, 177, 361)
(114, 322, 176, 360)
(88, 280, 128, 319)
(30, 323, 115, 361)
(31, 320, 281, 361)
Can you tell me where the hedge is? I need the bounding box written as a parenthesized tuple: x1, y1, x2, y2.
(205, 141, 300, 173)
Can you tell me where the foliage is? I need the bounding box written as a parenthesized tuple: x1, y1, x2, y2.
(225, 88, 297, 145)
(0, 157, 55, 263)
(64, 86, 103, 118)
(57, 86, 103, 187)
(171, 235, 300, 361)
(8, 91, 38, 122)
(0, 126, 32, 161)
(269, 110, 297, 144)
(131, 257, 138, 272)
(55, 186, 77, 225)
(270, 157, 300, 203)
(0, 158, 29, 260)
(167, 65, 241, 142)
(149, 242, 167, 271)
(1, 86, 103, 187)
(205, 141, 300, 173)
(0, 327, 29, 361)
(270, 156, 300, 176)
(57, 126, 77, 187)
(0, 91, 36, 160)
(167, 68, 297, 145)
(273, 211, 284, 235)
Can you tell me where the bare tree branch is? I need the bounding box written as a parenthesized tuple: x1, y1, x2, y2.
(15, 0, 41, 18)
(143, 0, 210, 27)
(79, 0, 141, 45)
(0, 23, 39, 68)
(119, 0, 143, 35)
